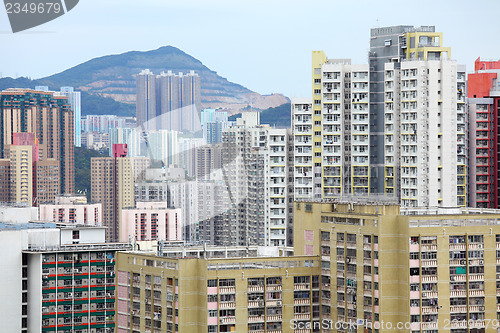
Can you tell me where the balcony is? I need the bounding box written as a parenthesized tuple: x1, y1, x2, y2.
(469, 305, 485, 312)
(420, 322, 438, 330)
(265, 300, 281, 307)
(421, 276, 437, 283)
(267, 285, 282, 292)
(421, 306, 438, 314)
(248, 301, 264, 308)
(294, 313, 311, 320)
(450, 321, 467, 329)
(294, 299, 310, 305)
(294, 284, 310, 291)
(248, 315, 265, 322)
(219, 287, 236, 294)
(220, 316, 236, 324)
(421, 244, 437, 251)
(469, 290, 485, 297)
(450, 305, 467, 313)
(469, 274, 484, 281)
(421, 259, 437, 267)
(450, 290, 466, 298)
(219, 302, 236, 309)
(248, 286, 264, 293)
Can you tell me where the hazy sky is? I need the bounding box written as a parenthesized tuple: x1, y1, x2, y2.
(1, 0, 499, 97)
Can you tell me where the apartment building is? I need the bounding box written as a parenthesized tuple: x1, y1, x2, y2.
(120, 202, 182, 242)
(467, 57, 500, 208)
(134, 168, 200, 243)
(292, 56, 370, 199)
(222, 113, 293, 246)
(369, 25, 451, 193)
(91, 144, 136, 242)
(383, 59, 467, 207)
(201, 109, 230, 144)
(56, 87, 82, 147)
(0, 222, 131, 333)
(6, 144, 33, 204)
(0, 88, 74, 196)
(39, 195, 102, 226)
(294, 200, 500, 333)
(136, 70, 201, 132)
(115, 246, 316, 333)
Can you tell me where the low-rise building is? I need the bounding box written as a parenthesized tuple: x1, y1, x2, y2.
(39, 196, 102, 226)
(120, 202, 182, 242)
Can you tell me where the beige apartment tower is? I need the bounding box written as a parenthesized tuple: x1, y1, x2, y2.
(0, 89, 74, 197)
(91, 145, 135, 242)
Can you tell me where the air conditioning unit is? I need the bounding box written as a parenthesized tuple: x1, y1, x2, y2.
(479, 260, 484, 265)
(469, 260, 473, 266)
(478, 244, 483, 249)
(277, 301, 282, 306)
(459, 260, 466, 266)
(479, 306, 485, 311)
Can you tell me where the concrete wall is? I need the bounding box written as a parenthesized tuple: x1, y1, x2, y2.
(0, 231, 23, 331)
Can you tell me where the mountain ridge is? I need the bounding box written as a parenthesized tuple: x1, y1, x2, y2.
(0, 46, 288, 115)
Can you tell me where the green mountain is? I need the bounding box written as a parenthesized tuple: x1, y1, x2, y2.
(229, 103, 291, 128)
(42, 45, 252, 101)
(0, 46, 288, 115)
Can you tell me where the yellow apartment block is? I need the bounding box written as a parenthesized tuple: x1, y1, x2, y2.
(295, 201, 500, 333)
(116, 247, 322, 333)
(115, 201, 500, 333)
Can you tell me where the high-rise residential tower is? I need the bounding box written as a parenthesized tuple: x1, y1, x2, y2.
(292, 56, 370, 199)
(136, 70, 201, 132)
(383, 53, 466, 208)
(369, 25, 451, 193)
(221, 113, 293, 246)
(91, 144, 135, 242)
(0, 88, 74, 199)
(56, 87, 81, 147)
(136, 69, 157, 131)
(467, 58, 500, 208)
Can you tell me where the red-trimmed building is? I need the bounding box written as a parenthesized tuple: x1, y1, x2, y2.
(468, 58, 500, 208)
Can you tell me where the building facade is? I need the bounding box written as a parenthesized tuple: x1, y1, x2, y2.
(384, 60, 467, 207)
(137, 70, 201, 132)
(294, 201, 500, 333)
(39, 196, 102, 226)
(368, 25, 451, 193)
(222, 114, 293, 246)
(56, 87, 82, 147)
(467, 58, 500, 208)
(0, 88, 74, 198)
(293, 56, 370, 199)
(91, 144, 135, 242)
(120, 202, 182, 242)
(0, 223, 130, 333)
(115, 247, 315, 333)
